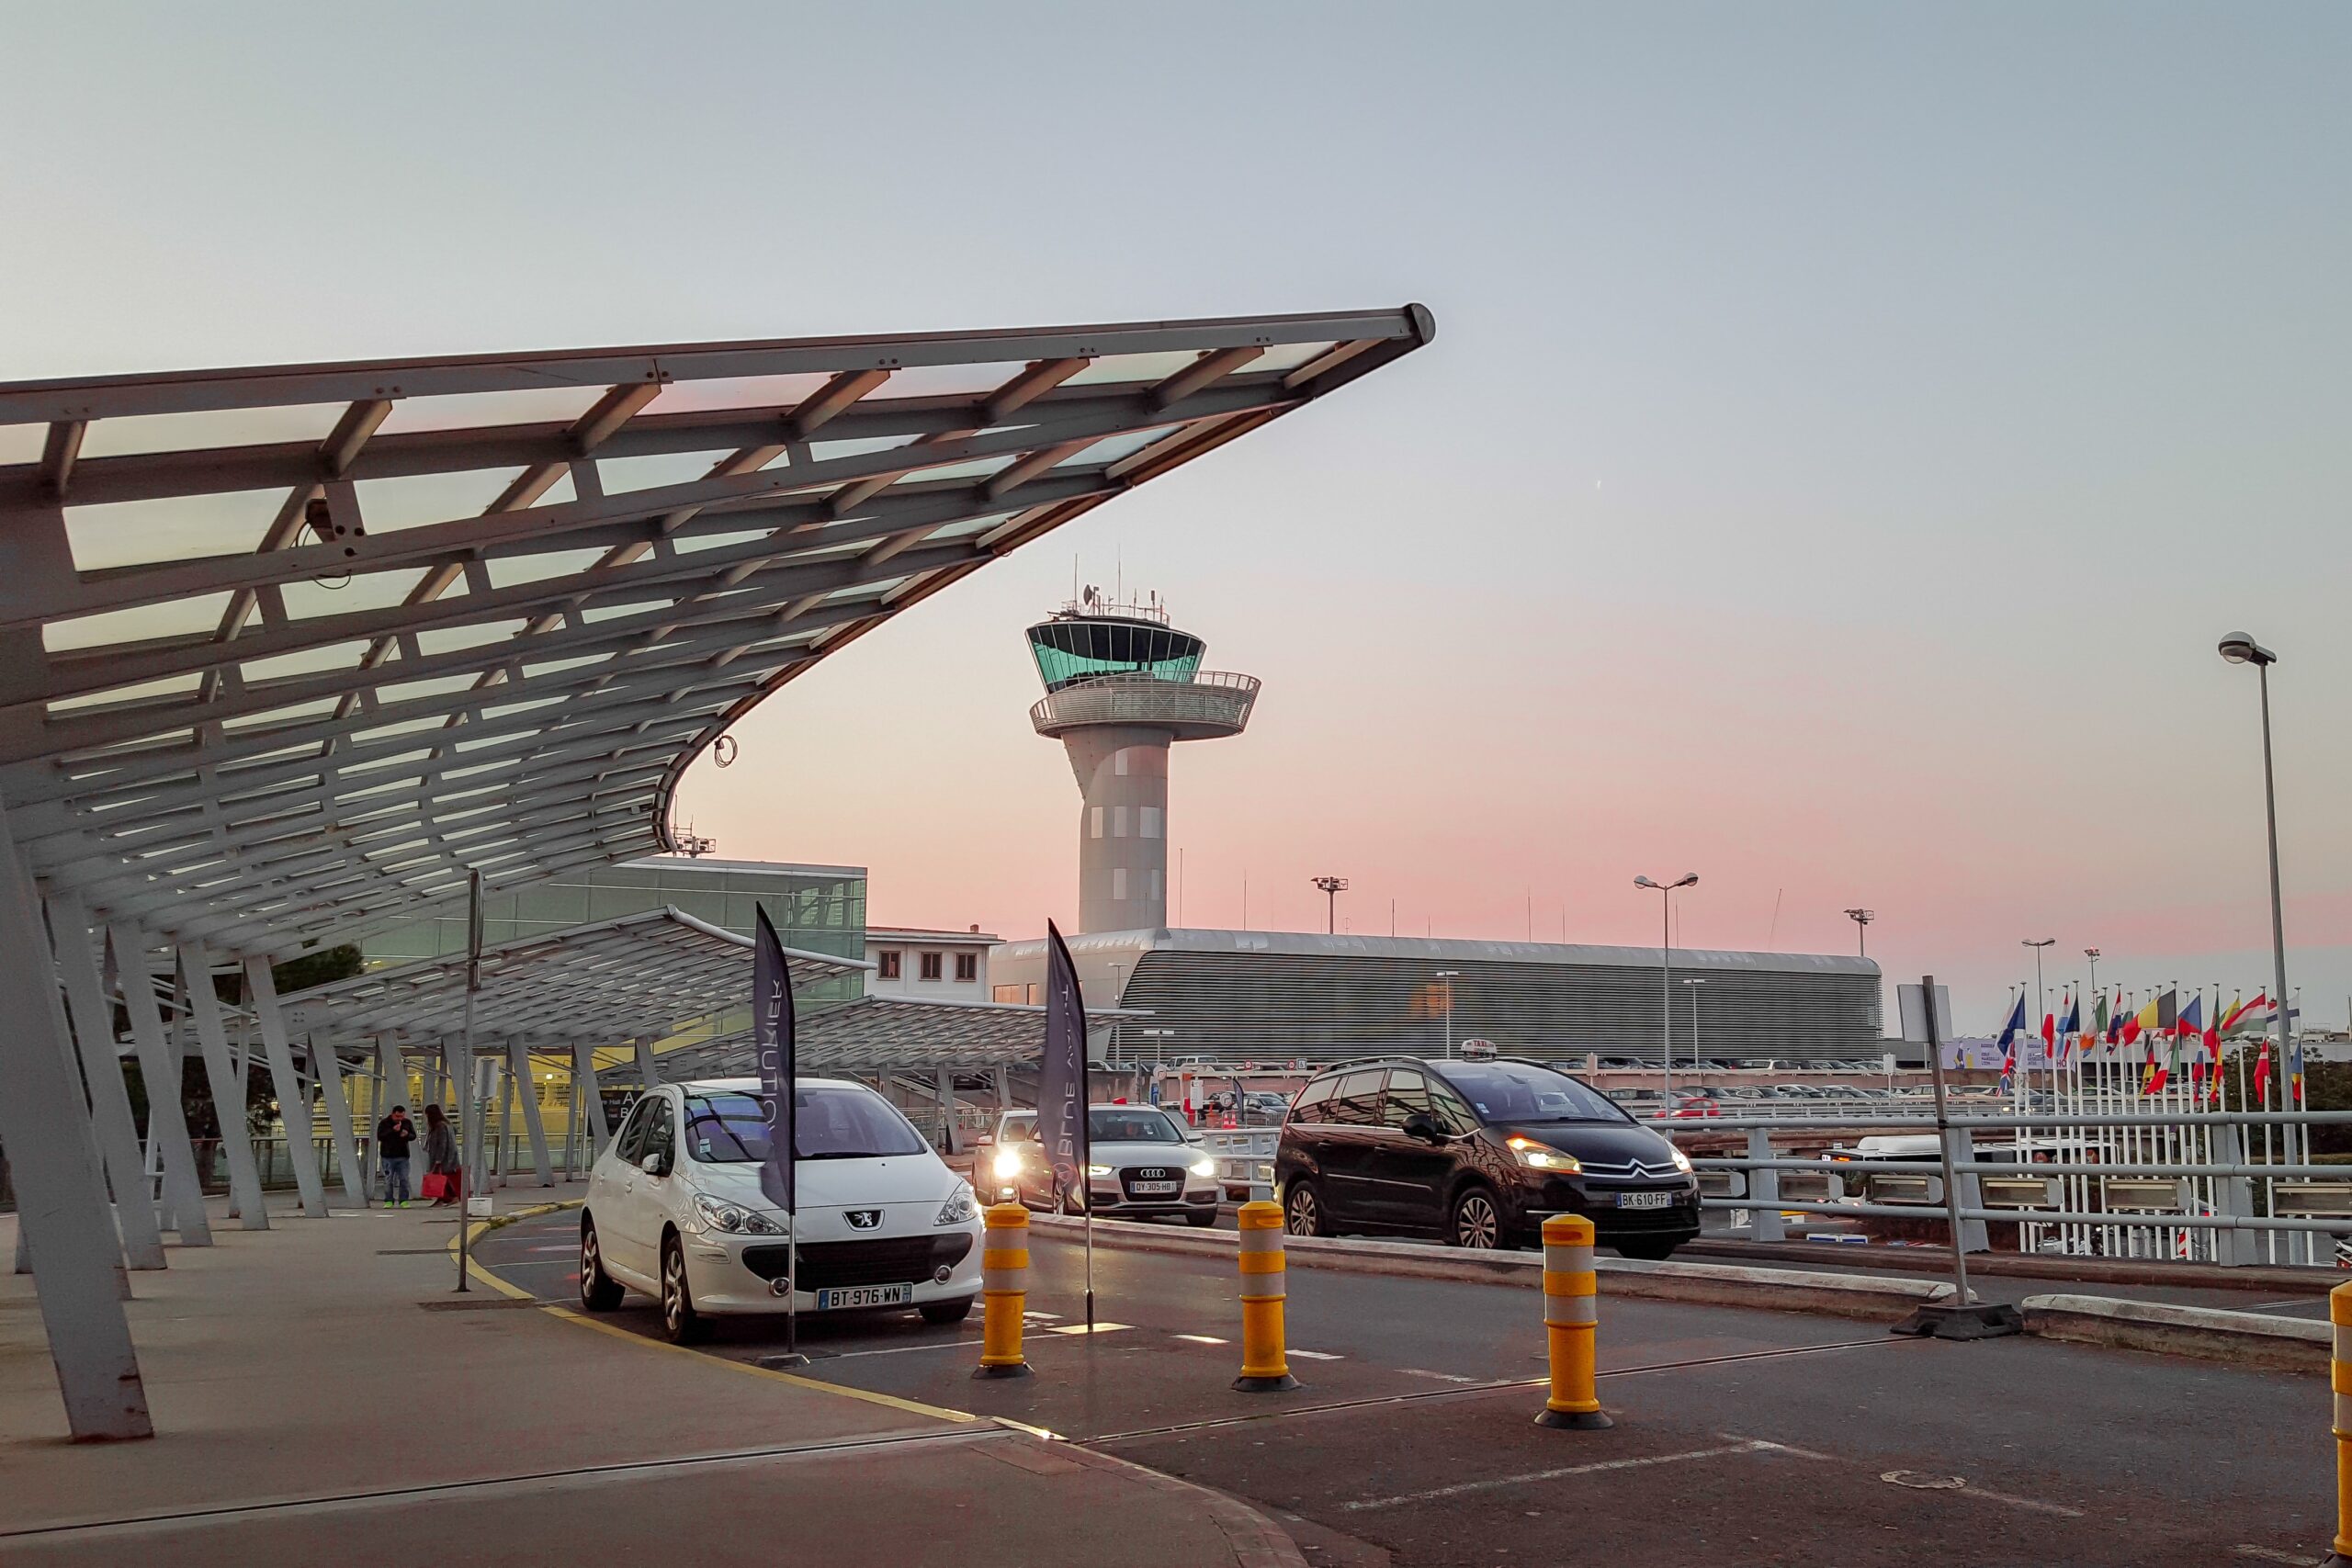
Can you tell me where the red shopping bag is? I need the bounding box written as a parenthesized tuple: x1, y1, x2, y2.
(420, 1171, 450, 1201)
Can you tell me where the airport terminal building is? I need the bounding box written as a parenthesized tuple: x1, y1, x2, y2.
(990, 927, 1883, 1065)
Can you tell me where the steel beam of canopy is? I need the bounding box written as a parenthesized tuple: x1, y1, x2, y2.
(0, 307, 1431, 967)
(312, 1034, 368, 1209)
(176, 943, 268, 1229)
(46, 893, 166, 1269)
(111, 923, 211, 1245)
(242, 956, 328, 1217)
(508, 1037, 553, 1187)
(0, 800, 152, 1439)
(573, 1038, 610, 1153)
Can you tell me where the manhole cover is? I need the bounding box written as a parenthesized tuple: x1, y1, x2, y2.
(1882, 1471, 1965, 1491)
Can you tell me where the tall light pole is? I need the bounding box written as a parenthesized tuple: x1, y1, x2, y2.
(2219, 632, 2296, 1124)
(1681, 978, 1705, 1076)
(1436, 971, 1460, 1059)
(1311, 875, 1350, 936)
(1635, 874, 1698, 1106)
(2023, 939, 2054, 1089)
(1843, 908, 1874, 957)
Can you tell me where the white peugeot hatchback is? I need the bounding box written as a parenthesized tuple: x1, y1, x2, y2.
(579, 1077, 983, 1343)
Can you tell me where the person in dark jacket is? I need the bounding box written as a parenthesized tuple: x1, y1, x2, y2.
(422, 1103, 461, 1207)
(375, 1106, 417, 1206)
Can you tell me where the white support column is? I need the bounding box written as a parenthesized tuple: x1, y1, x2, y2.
(573, 1039, 610, 1153)
(0, 804, 152, 1439)
(312, 1035, 367, 1209)
(634, 1035, 660, 1091)
(241, 956, 327, 1218)
(935, 1067, 958, 1155)
(509, 1038, 553, 1187)
(110, 927, 211, 1247)
(46, 896, 165, 1269)
(177, 942, 268, 1230)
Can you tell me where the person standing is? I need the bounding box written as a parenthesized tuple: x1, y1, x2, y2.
(375, 1105, 417, 1207)
(422, 1102, 461, 1208)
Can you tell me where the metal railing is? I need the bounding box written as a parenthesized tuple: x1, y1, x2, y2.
(1028, 671, 1259, 736)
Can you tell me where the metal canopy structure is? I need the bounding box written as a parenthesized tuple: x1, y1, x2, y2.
(270, 906, 864, 1052)
(0, 305, 1431, 1443)
(0, 307, 1431, 961)
(627, 994, 1133, 1081)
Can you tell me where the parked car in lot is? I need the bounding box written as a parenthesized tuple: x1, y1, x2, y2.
(1275, 1057, 1700, 1258)
(981, 1105, 1223, 1225)
(578, 1077, 982, 1344)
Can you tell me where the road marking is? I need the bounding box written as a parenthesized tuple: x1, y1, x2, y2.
(1341, 1437, 1823, 1511)
(1881, 1469, 2083, 1517)
(1046, 1321, 1133, 1336)
(798, 1338, 984, 1360)
(1173, 1334, 1229, 1345)
(2234, 1546, 2322, 1565)
(1289, 1349, 1342, 1360)
(1398, 1369, 1482, 1384)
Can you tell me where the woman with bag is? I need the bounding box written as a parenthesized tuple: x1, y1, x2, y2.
(421, 1102, 462, 1207)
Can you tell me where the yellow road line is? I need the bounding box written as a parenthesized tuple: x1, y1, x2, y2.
(445, 1203, 981, 1427)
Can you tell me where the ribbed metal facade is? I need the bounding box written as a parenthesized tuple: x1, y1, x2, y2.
(991, 930, 1883, 1065)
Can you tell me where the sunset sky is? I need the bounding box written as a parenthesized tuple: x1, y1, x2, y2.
(8, 4, 2347, 1030)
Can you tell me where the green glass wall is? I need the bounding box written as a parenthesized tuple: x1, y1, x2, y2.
(1027, 617, 1204, 692)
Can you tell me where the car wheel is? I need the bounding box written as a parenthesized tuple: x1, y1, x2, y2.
(1283, 1180, 1330, 1237)
(659, 1233, 705, 1344)
(1186, 1208, 1221, 1229)
(1615, 1236, 1680, 1261)
(579, 1216, 624, 1312)
(1449, 1185, 1503, 1249)
(920, 1296, 976, 1325)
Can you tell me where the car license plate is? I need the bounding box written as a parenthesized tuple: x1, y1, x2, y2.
(815, 1283, 912, 1310)
(1129, 1179, 1180, 1195)
(1618, 1190, 1674, 1210)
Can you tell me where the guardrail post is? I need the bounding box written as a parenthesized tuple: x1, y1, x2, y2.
(974, 1203, 1033, 1380)
(1747, 1128, 1784, 1243)
(2213, 1122, 2257, 1267)
(1234, 1199, 1298, 1391)
(1537, 1213, 1610, 1429)
(2329, 1280, 2352, 1567)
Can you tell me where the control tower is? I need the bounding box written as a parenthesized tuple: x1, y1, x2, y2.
(1027, 591, 1258, 933)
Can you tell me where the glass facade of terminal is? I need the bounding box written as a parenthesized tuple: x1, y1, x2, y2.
(1027, 616, 1205, 691)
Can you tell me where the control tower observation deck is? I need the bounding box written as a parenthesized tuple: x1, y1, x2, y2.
(1027, 592, 1257, 933)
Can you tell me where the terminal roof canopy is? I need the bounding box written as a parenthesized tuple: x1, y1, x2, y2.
(623, 995, 1133, 1082)
(271, 905, 865, 1052)
(0, 308, 1432, 960)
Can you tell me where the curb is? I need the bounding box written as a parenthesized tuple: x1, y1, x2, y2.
(1684, 1235, 2338, 1296)
(1030, 1213, 1953, 1321)
(1057, 1440, 1310, 1568)
(2017, 1292, 2329, 1374)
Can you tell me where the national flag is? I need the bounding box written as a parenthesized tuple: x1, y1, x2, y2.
(1993, 993, 2026, 1091)
(2253, 1040, 2275, 1106)
(2094, 991, 2111, 1048)
(2220, 991, 2263, 1036)
(2129, 997, 2159, 1043)
(2057, 992, 2081, 1066)
(2157, 988, 2179, 1037)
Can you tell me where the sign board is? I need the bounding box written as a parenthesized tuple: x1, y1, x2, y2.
(1895, 984, 1955, 1045)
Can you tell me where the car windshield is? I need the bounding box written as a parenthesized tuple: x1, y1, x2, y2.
(1437, 1064, 1627, 1125)
(682, 1088, 929, 1163)
(1089, 1107, 1183, 1144)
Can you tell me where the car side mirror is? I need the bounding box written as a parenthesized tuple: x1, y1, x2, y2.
(1402, 1111, 1442, 1143)
(641, 1151, 667, 1178)
(975, 1134, 994, 1148)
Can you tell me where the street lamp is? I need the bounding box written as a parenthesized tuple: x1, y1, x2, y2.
(2022, 939, 2054, 1088)
(1436, 971, 1460, 1058)
(1634, 874, 1699, 1105)
(2219, 631, 2296, 1130)
(1311, 875, 1350, 935)
(1843, 908, 1874, 957)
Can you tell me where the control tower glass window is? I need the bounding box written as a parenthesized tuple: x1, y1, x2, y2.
(1027, 617, 1205, 691)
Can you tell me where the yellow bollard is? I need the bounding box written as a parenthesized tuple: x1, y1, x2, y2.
(1535, 1213, 1611, 1430)
(1234, 1200, 1299, 1392)
(2327, 1282, 2352, 1565)
(973, 1202, 1034, 1381)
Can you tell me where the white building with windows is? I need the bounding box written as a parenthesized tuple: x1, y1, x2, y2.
(865, 925, 999, 999)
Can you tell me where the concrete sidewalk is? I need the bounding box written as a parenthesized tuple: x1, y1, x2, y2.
(0, 1191, 1300, 1567)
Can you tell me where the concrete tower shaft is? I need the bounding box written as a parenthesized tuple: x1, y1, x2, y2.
(1026, 598, 1257, 934)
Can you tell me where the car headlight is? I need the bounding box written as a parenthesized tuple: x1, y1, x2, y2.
(992, 1149, 1026, 1179)
(1088, 1164, 1114, 1178)
(693, 1191, 786, 1234)
(1669, 1146, 1694, 1174)
(935, 1182, 978, 1225)
(1189, 1156, 1216, 1179)
(1506, 1135, 1581, 1173)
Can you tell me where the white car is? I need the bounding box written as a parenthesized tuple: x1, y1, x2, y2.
(979, 1104, 1222, 1226)
(579, 1077, 983, 1343)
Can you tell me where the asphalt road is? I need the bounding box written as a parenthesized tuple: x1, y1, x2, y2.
(478, 1209, 2337, 1566)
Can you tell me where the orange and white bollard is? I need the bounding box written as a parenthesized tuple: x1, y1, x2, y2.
(2326, 1281, 2352, 1565)
(974, 1202, 1033, 1380)
(1234, 1200, 1299, 1392)
(1535, 1213, 1611, 1429)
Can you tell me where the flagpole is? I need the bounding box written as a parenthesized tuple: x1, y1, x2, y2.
(1083, 1041, 1095, 1333)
